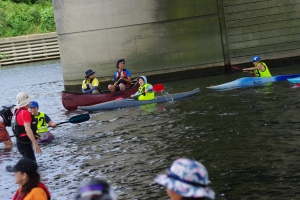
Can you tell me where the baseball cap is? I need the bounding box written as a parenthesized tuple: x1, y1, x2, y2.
(30, 101, 39, 108)
(6, 158, 38, 177)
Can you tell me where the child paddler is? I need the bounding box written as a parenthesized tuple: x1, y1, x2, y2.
(130, 76, 155, 100)
(29, 101, 56, 144)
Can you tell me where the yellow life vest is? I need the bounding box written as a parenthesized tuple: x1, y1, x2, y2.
(138, 84, 155, 101)
(35, 112, 48, 133)
(82, 78, 100, 90)
(254, 62, 272, 77)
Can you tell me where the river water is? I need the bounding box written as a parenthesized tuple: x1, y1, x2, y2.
(0, 60, 299, 200)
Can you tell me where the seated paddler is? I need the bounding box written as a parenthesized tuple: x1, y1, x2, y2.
(108, 59, 132, 92)
(82, 69, 100, 94)
(29, 101, 56, 144)
(243, 56, 272, 77)
(130, 76, 154, 100)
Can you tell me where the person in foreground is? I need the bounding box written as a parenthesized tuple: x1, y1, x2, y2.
(82, 69, 100, 94)
(131, 76, 154, 100)
(108, 59, 131, 92)
(74, 178, 117, 200)
(0, 105, 14, 149)
(12, 92, 41, 161)
(243, 56, 272, 77)
(29, 101, 56, 144)
(7, 158, 51, 200)
(154, 158, 215, 200)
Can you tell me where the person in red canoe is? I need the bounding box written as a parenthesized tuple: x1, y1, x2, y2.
(130, 76, 154, 100)
(108, 59, 132, 92)
(82, 69, 100, 94)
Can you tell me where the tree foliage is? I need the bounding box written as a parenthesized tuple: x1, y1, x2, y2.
(0, 0, 56, 38)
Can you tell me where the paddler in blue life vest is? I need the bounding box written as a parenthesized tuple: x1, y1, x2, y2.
(130, 76, 155, 100)
(243, 56, 272, 77)
(82, 69, 100, 94)
(29, 101, 56, 144)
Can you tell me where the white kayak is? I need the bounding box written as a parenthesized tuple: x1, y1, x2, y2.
(207, 74, 300, 90)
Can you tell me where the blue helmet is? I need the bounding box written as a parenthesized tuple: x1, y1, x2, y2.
(250, 56, 260, 62)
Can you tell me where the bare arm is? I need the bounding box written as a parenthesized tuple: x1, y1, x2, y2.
(48, 121, 56, 128)
(244, 63, 265, 71)
(24, 123, 42, 154)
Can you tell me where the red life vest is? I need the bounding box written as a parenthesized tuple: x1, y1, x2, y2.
(115, 69, 130, 87)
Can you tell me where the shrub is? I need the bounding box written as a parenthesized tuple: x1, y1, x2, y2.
(0, 0, 55, 38)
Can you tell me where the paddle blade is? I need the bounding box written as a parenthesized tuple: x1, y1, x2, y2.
(152, 83, 165, 92)
(56, 113, 90, 126)
(69, 113, 90, 123)
(292, 83, 300, 88)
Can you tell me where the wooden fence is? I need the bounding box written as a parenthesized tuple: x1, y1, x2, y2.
(0, 32, 60, 67)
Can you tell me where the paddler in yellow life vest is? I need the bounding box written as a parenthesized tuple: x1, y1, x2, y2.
(130, 76, 155, 100)
(82, 69, 100, 94)
(243, 56, 272, 77)
(29, 101, 56, 144)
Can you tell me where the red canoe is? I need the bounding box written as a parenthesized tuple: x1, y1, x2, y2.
(62, 82, 139, 110)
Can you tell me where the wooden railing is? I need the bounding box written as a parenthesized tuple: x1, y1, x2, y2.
(0, 32, 60, 67)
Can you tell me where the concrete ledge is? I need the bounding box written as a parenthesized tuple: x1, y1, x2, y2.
(0, 32, 60, 67)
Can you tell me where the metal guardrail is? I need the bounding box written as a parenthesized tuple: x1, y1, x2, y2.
(0, 32, 60, 67)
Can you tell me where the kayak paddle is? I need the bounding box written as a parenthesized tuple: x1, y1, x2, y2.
(152, 83, 165, 92)
(56, 113, 90, 126)
(231, 66, 255, 77)
(115, 83, 165, 100)
(231, 66, 243, 71)
(9, 113, 90, 137)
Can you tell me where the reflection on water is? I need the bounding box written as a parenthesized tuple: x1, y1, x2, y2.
(0, 61, 300, 199)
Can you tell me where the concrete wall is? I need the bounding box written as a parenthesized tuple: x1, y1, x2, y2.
(224, 0, 300, 64)
(52, 0, 300, 88)
(52, 0, 225, 87)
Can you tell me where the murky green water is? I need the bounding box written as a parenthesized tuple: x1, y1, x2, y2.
(0, 61, 300, 200)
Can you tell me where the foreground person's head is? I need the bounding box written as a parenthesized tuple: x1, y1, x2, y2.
(16, 92, 31, 108)
(74, 179, 117, 200)
(154, 158, 215, 200)
(7, 158, 39, 186)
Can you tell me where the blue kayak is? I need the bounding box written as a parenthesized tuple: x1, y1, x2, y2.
(287, 77, 300, 84)
(207, 74, 300, 90)
(78, 88, 200, 111)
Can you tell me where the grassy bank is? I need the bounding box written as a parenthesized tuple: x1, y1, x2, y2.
(0, 0, 55, 38)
